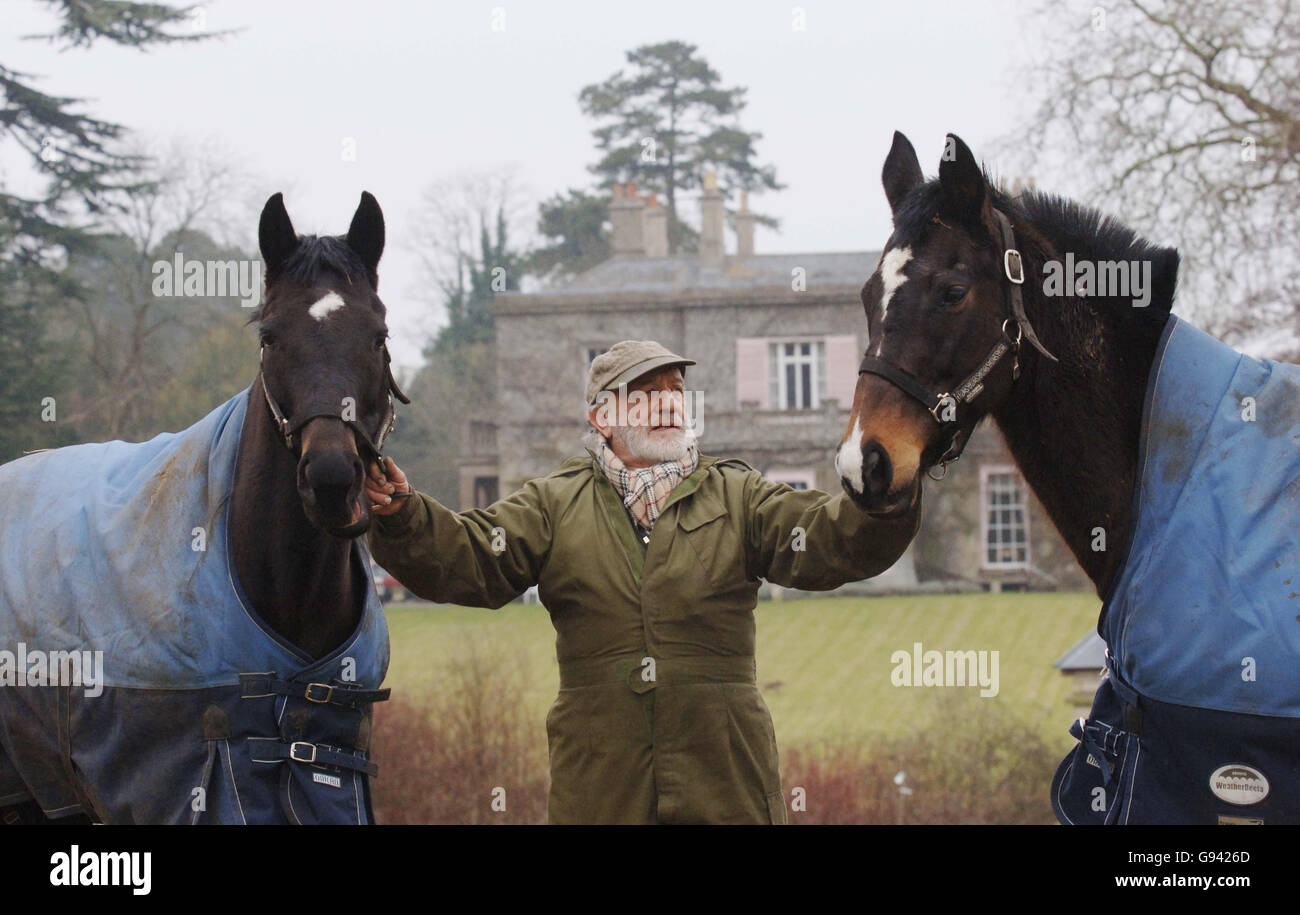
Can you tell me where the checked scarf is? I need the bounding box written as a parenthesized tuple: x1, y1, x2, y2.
(593, 434, 698, 531)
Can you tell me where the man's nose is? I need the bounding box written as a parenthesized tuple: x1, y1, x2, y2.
(653, 391, 683, 423)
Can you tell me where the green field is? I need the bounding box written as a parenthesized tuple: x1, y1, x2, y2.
(383, 591, 1102, 753)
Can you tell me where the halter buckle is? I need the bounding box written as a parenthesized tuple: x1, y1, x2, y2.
(1003, 248, 1025, 284)
(929, 394, 956, 424)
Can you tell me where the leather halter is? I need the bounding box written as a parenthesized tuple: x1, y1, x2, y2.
(259, 344, 411, 459)
(858, 208, 1057, 480)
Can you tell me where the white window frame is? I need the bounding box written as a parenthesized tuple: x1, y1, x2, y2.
(980, 464, 1030, 570)
(769, 338, 826, 410)
(583, 344, 609, 370)
(767, 468, 817, 491)
(582, 343, 613, 391)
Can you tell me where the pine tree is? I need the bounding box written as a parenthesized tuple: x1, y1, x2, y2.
(0, 1, 213, 460)
(432, 205, 521, 354)
(577, 40, 782, 254)
(523, 188, 611, 283)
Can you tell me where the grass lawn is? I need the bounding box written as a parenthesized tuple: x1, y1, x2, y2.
(382, 591, 1101, 753)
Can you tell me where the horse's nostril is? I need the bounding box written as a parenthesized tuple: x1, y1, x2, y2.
(864, 441, 893, 498)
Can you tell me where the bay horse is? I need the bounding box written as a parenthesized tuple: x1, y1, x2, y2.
(0, 192, 407, 824)
(839, 132, 1299, 824)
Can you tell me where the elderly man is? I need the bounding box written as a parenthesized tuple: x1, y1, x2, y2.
(365, 341, 920, 824)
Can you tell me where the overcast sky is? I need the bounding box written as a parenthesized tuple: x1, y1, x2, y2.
(2, 0, 1037, 371)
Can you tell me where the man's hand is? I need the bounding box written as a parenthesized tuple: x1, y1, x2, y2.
(366, 456, 411, 516)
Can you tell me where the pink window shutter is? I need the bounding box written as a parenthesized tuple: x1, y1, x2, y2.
(824, 334, 860, 407)
(735, 338, 769, 409)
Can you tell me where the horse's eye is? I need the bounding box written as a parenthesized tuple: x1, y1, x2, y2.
(941, 285, 967, 306)
(259, 332, 276, 348)
(374, 333, 387, 351)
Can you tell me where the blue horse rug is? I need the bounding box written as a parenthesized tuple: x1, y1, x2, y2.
(1053, 315, 1300, 824)
(0, 389, 390, 824)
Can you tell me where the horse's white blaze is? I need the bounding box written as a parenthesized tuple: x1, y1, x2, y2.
(874, 246, 912, 355)
(836, 418, 866, 494)
(308, 292, 346, 321)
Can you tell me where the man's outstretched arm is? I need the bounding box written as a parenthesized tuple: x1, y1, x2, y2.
(364, 457, 551, 608)
(745, 471, 922, 590)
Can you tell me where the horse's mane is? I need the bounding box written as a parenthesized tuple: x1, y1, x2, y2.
(249, 235, 376, 323)
(1015, 189, 1179, 317)
(891, 178, 1179, 323)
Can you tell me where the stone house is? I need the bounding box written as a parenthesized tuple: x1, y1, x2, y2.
(467, 178, 1091, 592)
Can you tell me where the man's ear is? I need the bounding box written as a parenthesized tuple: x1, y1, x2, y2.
(587, 399, 611, 438)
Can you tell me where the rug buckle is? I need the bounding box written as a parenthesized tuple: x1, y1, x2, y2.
(304, 682, 334, 704)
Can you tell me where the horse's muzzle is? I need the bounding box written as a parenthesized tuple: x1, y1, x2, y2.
(297, 431, 368, 535)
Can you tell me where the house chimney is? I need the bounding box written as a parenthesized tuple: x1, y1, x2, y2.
(610, 181, 645, 258)
(735, 189, 756, 258)
(699, 171, 724, 268)
(643, 192, 668, 257)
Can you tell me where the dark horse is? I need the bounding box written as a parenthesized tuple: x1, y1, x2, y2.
(0, 192, 406, 824)
(839, 132, 1299, 823)
(234, 191, 409, 658)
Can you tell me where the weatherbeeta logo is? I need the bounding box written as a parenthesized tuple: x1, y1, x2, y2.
(1209, 764, 1269, 806)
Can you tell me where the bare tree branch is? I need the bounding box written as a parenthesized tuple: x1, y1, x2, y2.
(998, 0, 1299, 354)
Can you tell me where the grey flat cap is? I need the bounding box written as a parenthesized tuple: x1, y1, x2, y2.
(585, 340, 695, 404)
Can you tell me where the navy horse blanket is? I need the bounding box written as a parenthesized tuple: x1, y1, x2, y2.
(0, 389, 390, 823)
(1053, 316, 1300, 824)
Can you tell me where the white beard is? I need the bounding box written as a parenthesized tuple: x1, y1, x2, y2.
(612, 422, 697, 463)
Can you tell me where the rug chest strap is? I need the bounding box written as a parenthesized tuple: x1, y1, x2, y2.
(239, 673, 391, 709)
(255, 741, 380, 777)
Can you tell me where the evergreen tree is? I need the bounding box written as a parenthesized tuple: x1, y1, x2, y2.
(577, 40, 782, 254)
(0, 1, 213, 460)
(524, 188, 611, 283)
(431, 204, 520, 353)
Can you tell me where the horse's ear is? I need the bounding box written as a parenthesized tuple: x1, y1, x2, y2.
(347, 191, 385, 285)
(938, 134, 988, 219)
(259, 193, 298, 279)
(882, 131, 924, 217)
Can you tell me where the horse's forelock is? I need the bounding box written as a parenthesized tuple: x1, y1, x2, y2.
(278, 235, 369, 285)
(254, 235, 386, 324)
